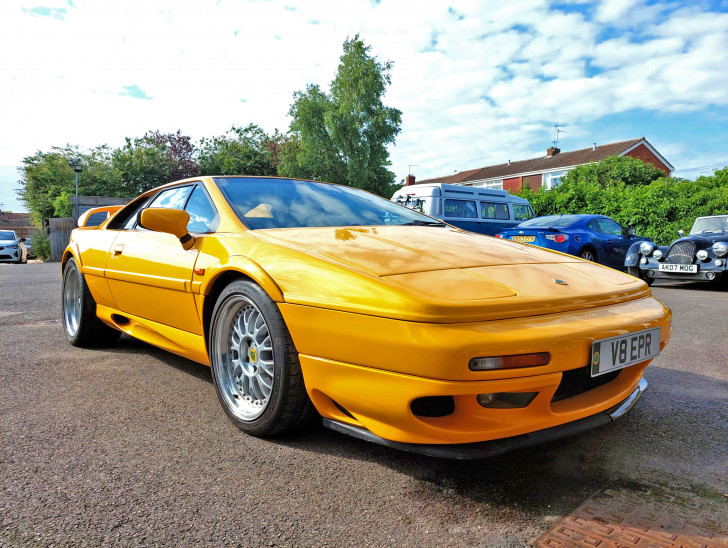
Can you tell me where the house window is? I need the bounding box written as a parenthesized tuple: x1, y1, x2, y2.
(544, 171, 566, 190)
(472, 180, 503, 190)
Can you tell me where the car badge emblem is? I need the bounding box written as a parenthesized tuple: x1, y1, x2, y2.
(519, 231, 524, 234)
(552, 279, 568, 286)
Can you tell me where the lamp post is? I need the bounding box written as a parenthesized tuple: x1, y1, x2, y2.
(67, 158, 82, 222)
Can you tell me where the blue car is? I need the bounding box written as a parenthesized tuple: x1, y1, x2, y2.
(497, 214, 651, 269)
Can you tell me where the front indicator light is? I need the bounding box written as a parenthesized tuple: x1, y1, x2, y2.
(477, 392, 538, 409)
(469, 352, 550, 371)
(640, 257, 648, 265)
(716, 259, 724, 267)
(697, 250, 709, 261)
(652, 249, 663, 259)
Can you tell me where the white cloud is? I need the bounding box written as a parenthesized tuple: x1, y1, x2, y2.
(1, 0, 727, 211)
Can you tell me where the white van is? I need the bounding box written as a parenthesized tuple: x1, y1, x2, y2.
(391, 183, 534, 236)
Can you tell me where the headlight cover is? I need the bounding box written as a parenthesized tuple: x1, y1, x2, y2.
(712, 242, 728, 257)
(639, 242, 655, 255)
(7, 244, 18, 249)
(653, 249, 663, 259)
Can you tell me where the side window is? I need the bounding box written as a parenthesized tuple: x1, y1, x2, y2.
(513, 205, 533, 222)
(480, 202, 510, 220)
(147, 186, 192, 210)
(597, 218, 623, 235)
(185, 186, 219, 233)
(444, 199, 477, 219)
(587, 220, 601, 232)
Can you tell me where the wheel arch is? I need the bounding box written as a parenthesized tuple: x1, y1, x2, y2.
(200, 261, 284, 354)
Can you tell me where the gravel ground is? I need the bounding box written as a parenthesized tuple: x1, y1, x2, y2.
(1, 263, 726, 547)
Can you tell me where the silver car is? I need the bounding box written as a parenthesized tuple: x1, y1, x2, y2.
(0, 230, 28, 264)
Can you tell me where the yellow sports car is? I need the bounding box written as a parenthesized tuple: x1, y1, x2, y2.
(62, 176, 671, 458)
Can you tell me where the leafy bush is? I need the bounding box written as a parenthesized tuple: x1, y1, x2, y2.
(515, 164, 728, 246)
(31, 229, 51, 261)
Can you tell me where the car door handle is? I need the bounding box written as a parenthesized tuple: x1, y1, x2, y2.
(606, 239, 615, 243)
(113, 244, 125, 256)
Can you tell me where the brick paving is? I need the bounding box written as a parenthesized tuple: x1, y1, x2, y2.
(535, 488, 728, 547)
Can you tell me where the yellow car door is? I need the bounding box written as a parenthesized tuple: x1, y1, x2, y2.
(105, 184, 216, 336)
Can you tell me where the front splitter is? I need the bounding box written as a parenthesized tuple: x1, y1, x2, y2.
(323, 378, 648, 460)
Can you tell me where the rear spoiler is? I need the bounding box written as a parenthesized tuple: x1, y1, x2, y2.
(77, 205, 125, 228)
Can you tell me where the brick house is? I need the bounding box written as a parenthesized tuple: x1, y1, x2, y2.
(407, 138, 673, 193)
(0, 211, 33, 239)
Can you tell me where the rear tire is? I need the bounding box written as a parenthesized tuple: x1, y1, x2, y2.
(62, 258, 122, 347)
(627, 266, 654, 286)
(579, 247, 598, 262)
(209, 280, 313, 437)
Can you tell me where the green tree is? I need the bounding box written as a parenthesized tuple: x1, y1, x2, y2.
(560, 155, 666, 188)
(112, 130, 199, 195)
(198, 124, 280, 176)
(279, 35, 402, 195)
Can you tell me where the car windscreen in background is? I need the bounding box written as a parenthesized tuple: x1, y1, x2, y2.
(518, 215, 580, 228)
(0, 231, 17, 240)
(214, 177, 438, 229)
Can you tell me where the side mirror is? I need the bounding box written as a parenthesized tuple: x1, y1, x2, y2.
(627, 228, 636, 236)
(19, 237, 27, 242)
(677, 229, 685, 238)
(139, 208, 195, 250)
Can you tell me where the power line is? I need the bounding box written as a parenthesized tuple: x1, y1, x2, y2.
(673, 161, 728, 173)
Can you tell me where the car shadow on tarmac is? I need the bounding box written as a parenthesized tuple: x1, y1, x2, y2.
(93, 326, 726, 519)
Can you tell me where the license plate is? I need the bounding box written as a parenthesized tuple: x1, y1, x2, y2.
(658, 263, 698, 273)
(511, 235, 535, 242)
(591, 327, 661, 377)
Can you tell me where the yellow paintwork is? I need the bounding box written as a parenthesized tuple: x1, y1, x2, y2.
(63, 176, 672, 446)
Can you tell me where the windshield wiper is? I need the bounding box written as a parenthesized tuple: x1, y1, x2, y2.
(400, 220, 447, 226)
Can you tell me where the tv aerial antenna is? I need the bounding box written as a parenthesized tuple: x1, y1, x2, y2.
(552, 123, 566, 148)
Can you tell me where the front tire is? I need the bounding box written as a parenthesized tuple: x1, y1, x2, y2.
(62, 258, 122, 347)
(209, 280, 311, 437)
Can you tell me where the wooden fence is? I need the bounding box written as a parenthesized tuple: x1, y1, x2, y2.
(49, 218, 74, 262)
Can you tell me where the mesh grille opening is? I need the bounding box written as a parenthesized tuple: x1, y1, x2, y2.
(666, 241, 696, 265)
(551, 365, 620, 403)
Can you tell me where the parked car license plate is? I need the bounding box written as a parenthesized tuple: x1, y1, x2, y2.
(591, 327, 661, 377)
(658, 263, 698, 273)
(511, 235, 535, 242)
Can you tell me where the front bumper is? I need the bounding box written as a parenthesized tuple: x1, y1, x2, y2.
(282, 296, 670, 446)
(324, 378, 648, 459)
(638, 262, 726, 282)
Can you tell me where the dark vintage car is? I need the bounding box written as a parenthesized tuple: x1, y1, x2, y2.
(497, 214, 650, 270)
(625, 215, 728, 285)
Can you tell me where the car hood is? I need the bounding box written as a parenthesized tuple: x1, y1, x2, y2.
(673, 234, 728, 248)
(252, 226, 650, 322)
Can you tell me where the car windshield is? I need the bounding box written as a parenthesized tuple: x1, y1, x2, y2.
(690, 216, 728, 234)
(0, 231, 17, 240)
(214, 177, 445, 229)
(517, 215, 580, 228)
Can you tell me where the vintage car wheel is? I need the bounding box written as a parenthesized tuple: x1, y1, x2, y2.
(579, 247, 597, 262)
(62, 258, 122, 347)
(209, 280, 311, 437)
(627, 266, 654, 286)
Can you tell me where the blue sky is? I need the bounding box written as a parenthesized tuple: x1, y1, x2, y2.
(1, 0, 727, 212)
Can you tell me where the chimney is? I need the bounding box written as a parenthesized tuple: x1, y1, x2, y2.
(405, 174, 416, 186)
(593, 142, 597, 150)
(546, 147, 560, 157)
